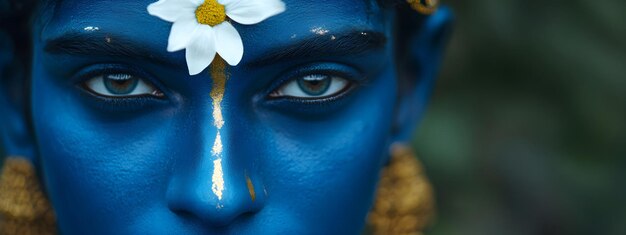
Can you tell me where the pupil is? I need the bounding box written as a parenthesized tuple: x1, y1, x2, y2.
(103, 74, 139, 95)
(297, 75, 331, 96)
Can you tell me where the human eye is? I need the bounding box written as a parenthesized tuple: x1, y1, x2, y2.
(81, 73, 164, 98)
(269, 74, 352, 100)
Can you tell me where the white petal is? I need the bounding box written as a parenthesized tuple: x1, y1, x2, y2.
(217, 0, 236, 5)
(214, 22, 243, 66)
(147, 0, 198, 22)
(224, 0, 286, 25)
(185, 25, 217, 75)
(167, 14, 200, 52)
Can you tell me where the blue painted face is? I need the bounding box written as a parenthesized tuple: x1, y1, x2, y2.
(12, 0, 451, 233)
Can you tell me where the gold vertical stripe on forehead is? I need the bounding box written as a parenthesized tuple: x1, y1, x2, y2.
(210, 57, 228, 203)
(210, 57, 227, 129)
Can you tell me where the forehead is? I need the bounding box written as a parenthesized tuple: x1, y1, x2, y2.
(41, 0, 390, 61)
(43, 0, 387, 32)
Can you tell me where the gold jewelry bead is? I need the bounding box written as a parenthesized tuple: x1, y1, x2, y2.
(407, 0, 439, 15)
(0, 157, 56, 235)
(367, 144, 436, 235)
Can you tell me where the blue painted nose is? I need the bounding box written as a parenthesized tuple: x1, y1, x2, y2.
(165, 129, 264, 227)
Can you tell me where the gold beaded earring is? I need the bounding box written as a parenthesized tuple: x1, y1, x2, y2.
(407, 0, 439, 15)
(367, 144, 436, 235)
(0, 157, 57, 235)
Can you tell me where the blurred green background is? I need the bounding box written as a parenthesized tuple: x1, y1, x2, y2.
(416, 1, 625, 235)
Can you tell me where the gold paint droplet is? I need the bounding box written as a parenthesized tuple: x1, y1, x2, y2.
(245, 175, 256, 202)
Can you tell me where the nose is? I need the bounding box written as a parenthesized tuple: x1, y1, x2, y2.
(167, 60, 264, 227)
(166, 128, 265, 227)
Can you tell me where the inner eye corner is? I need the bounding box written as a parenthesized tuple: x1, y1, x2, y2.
(151, 89, 166, 98)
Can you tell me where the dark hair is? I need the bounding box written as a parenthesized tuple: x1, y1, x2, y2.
(1, 0, 38, 79)
(0, 0, 39, 156)
(1, 0, 40, 84)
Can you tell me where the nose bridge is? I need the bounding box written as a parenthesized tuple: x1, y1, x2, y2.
(166, 58, 263, 227)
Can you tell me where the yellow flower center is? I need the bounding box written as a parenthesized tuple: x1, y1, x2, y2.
(195, 0, 226, 26)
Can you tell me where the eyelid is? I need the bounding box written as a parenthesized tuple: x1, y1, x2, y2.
(82, 75, 164, 98)
(266, 62, 365, 98)
(72, 64, 168, 99)
(270, 76, 351, 99)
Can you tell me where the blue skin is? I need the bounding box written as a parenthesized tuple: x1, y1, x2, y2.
(0, 0, 451, 234)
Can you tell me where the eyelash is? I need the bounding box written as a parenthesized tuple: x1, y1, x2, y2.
(74, 65, 168, 106)
(267, 64, 363, 103)
(74, 63, 363, 109)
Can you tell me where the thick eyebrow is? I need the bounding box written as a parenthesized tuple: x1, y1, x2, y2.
(248, 30, 387, 67)
(44, 32, 175, 66)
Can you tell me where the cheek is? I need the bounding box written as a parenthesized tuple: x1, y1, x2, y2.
(30, 62, 176, 232)
(254, 68, 398, 233)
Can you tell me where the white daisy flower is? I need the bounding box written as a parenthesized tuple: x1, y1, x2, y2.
(147, 0, 286, 75)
